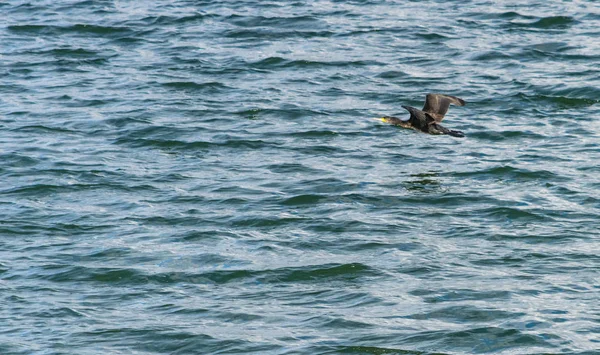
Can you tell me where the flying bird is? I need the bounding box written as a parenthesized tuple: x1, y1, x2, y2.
(380, 93, 466, 137)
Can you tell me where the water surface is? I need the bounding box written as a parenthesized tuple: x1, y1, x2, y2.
(1, 0, 599, 354)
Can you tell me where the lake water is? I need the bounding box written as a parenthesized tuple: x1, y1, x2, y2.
(1, 1, 599, 354)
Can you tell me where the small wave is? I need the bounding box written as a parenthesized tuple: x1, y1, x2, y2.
(469, 130, 547, 141)
(281, 194, 326, 206)
(12, 125, 76, 134)
(465, 11, 536, 21)
(310, 316, 374, 329)
(376, 70, 409, 79)
(224, 28, 334, 40)
(8, 24, 132, 36)
(160, 81, 231, 93)
(58, 263, 381, 286)
(414, 288, 512, 303)
(31, 47, 102, 57)
(269, 263, 377, 283)
(225, 14, 324, 29)
(414, 32, 450, 40)
(407, 305, 521, 322)
(470, 50, 512, 61)
(332, 345, 422, 354)
(137, 13, 211, 26)
(509, 16, 576, 30)
(482, 206, 552, 222)
(529, 16, 577, 29)
(266, 162, 324, 175)
(516, 92, 599, 108)
(291, 130, 338, 138)
(498, 11, 535, 19)
(3, 182, 154, 198)
(115, 137, 276, 151)
(451, 165, 563, 182)
(250, 56, 384, 70)
(231, 215, 309, 228)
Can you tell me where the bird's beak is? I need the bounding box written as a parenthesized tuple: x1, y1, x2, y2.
(377, 117, 389, 123)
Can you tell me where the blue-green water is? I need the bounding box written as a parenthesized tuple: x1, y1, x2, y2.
(1, 1, 599, 354)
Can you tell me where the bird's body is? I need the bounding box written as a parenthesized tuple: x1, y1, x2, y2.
(381, 93, 466, 137)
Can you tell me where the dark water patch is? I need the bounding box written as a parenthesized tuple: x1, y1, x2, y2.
(335, 26, 409, 38)
(399, 327, 555, 353)
(291, 178, 362, 194)
(469, 130, 547, 141)
(506, 16, 577, 31)
(23, 47, 106, 58)
(212, 310, 264, 324)
(0, 83, 29, 94)
(76, 328, 269, 354)
(343, 241, 423, 252)
(413, 289, 512, 303)
(496, 11, 535, 20)
(456, 19, 480, 28)
(414, 32, 450, 41)
(470, 50, 512, 61)
(466, 11, 535, 21)
(395, 263, 442, 276)
(525, 41, 575, 54)
(516, 153, 572, 164)
(49, 263, 380, 286)
(114, 136, 279, 151)
(305, 219, 400, 236)
(483, 206, 552, 222)
(234, 106, 330, 120)
(582, 13, 600, 20)
(109, 36, 147, 44)
(49, 97, 117, 108)
(225, 14, 324, 29)
(250, 56, 384, 70)
(231, 215, 310, 228)
(290, 130, 338, 138)
(452, 165, 562, 183)
(136, 13, 212, 26)
(25, 306, 86, 319)
(331, 345, 429, 354)
(0, 153, 40, 167)
(7, 24, 132, 37)
(376, 70, 409, 79)
(516, 92, 599, 108)
(6, 57, 110, 69)
(309, 315, 374, 329)
(224, 28, 334, 40)
(408, 306, 521, 323)
(281, 194, 326, 206)
(160, 81, 232, 93)
(296, 144, 351, 155)
(2, 182, 156, 197)
(234, 108, 265, 120)
(266, 263, 378, 283)
(174, 230, 237, 242)
(528, 16, 577, 29)
(266, 162, 325, 175)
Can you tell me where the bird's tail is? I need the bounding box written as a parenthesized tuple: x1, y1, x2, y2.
(446, 129, 465, 138)
(432, 123, 465, 138)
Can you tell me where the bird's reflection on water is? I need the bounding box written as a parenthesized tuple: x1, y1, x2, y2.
(403, 172, 445, 192)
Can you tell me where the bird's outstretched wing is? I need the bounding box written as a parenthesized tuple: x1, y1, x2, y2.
(422, 93, 465, 122)
(401, 105, 434, 130)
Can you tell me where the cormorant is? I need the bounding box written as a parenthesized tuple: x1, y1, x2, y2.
(380, 93, 466, 137)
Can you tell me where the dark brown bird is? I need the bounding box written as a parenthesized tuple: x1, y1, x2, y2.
(380, 93, 466, 137)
